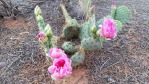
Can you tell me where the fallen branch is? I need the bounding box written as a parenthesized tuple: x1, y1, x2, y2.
(0, 0, 20, 19)
(0, 0, 11, 8)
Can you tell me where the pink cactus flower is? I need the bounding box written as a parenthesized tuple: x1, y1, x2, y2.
(99, 18, 117, 40)
(48, 56, 72, 80)
(49, 48, 66, 60)
(36, 32, 47, 43)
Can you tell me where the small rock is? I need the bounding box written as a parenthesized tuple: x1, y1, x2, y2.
(0, 62, 6, 69)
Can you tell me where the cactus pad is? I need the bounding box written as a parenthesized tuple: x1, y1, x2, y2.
(114, 20, 123, 32)
(63, 19, 80, 40)
(71, 51, 85, 67)
(61, 4, 80, 40)
(81, 37, 101, 51)
(34, 6, 45, 30)
(96, 19, 104, 30)
(79, 14, 96, 40)
(112, 6, 132, 23)
(62, 42, 79, 53)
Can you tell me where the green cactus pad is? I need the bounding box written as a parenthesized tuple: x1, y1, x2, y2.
(79, 23, 90, 40)
(35, 15, 45, 30)
(60, 4, 71, 22)
(61, 4, 80, 40)
(111, 7, 116, 19)
(112, 6, 132, 23)
(62, 42, 79, 53)
(34, 6, 45, 30)
(71, 51, 85, 67)
(79, 14, 96, 40)
(34, 5, 42, 16)
(81, 37, 101, 51)
(114, 20, 123, 32)
(99, 37, 106, 43)
(44, 24, 53, 37)
(37, 22, 45, 30)
(96, 19, 104, 30)
(63, 19, 80, 40)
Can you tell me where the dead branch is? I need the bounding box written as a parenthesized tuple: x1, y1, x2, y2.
(0, 0, 20, 19)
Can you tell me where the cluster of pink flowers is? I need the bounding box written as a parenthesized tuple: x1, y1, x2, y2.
(99, 18, 117, 40)
(48, 48, 72, 80)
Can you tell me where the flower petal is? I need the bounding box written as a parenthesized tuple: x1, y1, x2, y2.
(48, 66, 56, 74)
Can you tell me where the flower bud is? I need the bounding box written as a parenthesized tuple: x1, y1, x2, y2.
(91, 25, 97, 34)
(34, 5, 42, 16)
(96, 29, 100, 36)
(111, 2, 116, 9)
(36, 32, 48, 43)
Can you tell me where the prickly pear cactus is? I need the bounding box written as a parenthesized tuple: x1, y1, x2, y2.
(111, 6, 132, 23)
(111, 5, 116, 19)
(34, 1, 132, 70)
(34, 6, 56, 61)
(79, 14, 96, 40)
(62, 42, 79, 53)
(114, 20, 123, 32)
(81, 37, 101, 51)
(71, 49, 85, 67)
(96, 18, 104, 29)
(34, 6, 45, 30)
(60, 4, 80, 40)
(43, 24, 54, 49)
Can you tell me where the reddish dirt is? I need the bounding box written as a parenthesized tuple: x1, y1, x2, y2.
(55, 68, 87, 84)
(3, 17, 26, 29)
